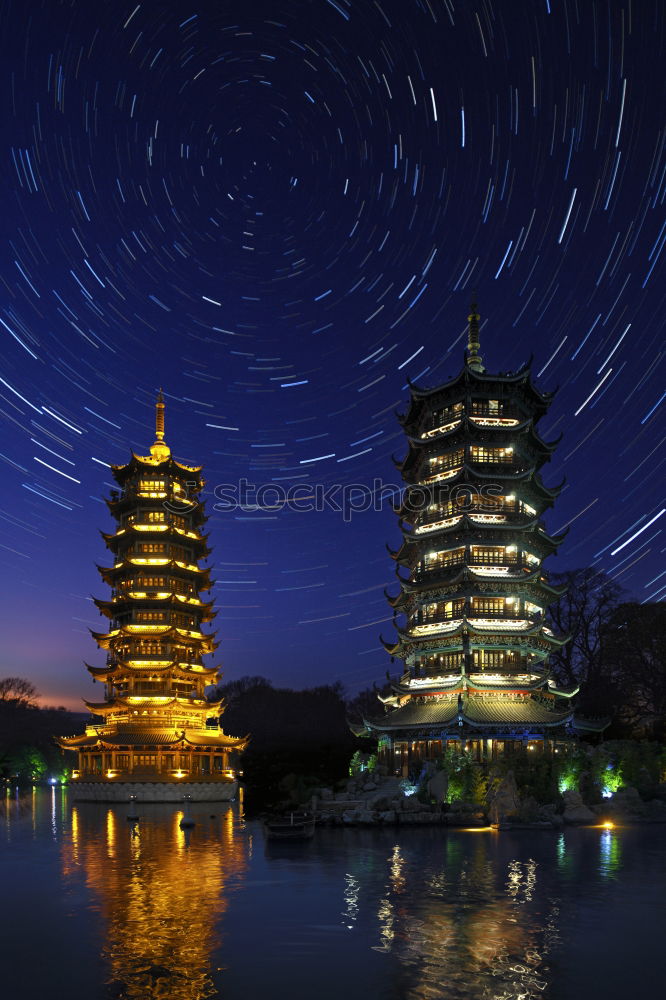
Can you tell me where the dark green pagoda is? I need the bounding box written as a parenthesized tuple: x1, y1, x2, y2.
(362, 305, 606, 775)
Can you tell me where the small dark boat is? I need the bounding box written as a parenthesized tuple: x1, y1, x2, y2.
(263, 811, 315, 841)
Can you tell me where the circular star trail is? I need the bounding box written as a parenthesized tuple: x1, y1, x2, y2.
(0, 0, 664, 706)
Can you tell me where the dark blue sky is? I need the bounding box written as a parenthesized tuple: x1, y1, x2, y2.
(0, 0, 664, 708)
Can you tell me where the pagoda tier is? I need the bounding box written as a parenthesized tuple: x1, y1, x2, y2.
(361, 306, 607, 773)
(58, 392, 247, 801)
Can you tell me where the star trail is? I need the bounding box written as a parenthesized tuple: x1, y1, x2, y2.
(0, 0, 663, 707)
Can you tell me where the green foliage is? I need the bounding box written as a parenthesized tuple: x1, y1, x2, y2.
(349, 750, 378, 776)
(588, 740, 665, 799)
(434, 748, 482, 804)
(7, 746, 47, 782)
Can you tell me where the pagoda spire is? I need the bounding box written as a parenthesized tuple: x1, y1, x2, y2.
(150, 388, 171, 460)
(466, 299, 484, 372)
(156, 388, 165, 440)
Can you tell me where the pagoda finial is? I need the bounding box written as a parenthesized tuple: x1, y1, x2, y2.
(156, 388, 165, 441)
(150, 388, 171, 461)
(466, 297, 484, 372)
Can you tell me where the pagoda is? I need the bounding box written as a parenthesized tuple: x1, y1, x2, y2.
(59, 392, 247, 801)
(361, 305, 606, 775)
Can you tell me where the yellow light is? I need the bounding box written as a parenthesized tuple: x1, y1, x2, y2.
(602, 820, 614, 829)
(130, 557, 170, 566)
(132, 523, 169, 532)
(125, 624, 169, 634)
(175, 770, 185, 778)
(126, 660, 172, 667)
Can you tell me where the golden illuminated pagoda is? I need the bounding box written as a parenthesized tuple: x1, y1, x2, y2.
(359, 305, 607, 773)
(59, 392, 247, 801)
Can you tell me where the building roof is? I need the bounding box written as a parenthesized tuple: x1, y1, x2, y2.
(57, 727, 247, 750)
(364, 692, 574, 732)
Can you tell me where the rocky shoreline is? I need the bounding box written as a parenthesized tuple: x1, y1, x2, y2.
(308, 774, 666, 830)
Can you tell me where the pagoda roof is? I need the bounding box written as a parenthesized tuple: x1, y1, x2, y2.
(101, 524, 210, 548)
(90, 624, 217, 649)
(57, 727, 247, 750)
(386, 567, 565, 607)
(389, 671, 552, 696)
(400, 361, 553, 430)
(110, 451, 203, 484)
(83, 694, 222, 713)
(85, 661, 219, 680)
(399, 418, 560, 472)
(364, 691, 572, 732)
(97, 559, 212, 584)
(93, 593, 215, 619)
(399, 465, 563, 504)
(389, 521, 566, 565)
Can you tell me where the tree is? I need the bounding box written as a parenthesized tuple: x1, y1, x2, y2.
(602, 602, 666, 739)
(547, 568, 624, 715)
(346, 686, 385, 726)
(0, 676, 40, 709)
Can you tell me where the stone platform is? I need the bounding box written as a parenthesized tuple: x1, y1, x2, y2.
(70, 780, 238, 803)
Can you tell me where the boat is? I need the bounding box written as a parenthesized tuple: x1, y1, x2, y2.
(262, 811, 316, 841)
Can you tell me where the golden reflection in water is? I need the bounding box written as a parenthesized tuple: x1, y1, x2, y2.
(61, 805, 247, 999)
(368, 835, 558, 1000)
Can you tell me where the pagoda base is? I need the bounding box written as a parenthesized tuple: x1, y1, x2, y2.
(70, 779, 239, 803)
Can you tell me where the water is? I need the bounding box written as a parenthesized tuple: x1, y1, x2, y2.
(1, 789, 663, 999)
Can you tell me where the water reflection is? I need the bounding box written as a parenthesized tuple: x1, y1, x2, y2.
(599, 828, 622, 877)
(61, 804, 247, 999)
(341, 832, 560, 1000)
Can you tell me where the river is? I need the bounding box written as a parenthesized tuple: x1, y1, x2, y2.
(1, 788, 662, 999)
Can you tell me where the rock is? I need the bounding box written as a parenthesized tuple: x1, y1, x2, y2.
(368, 794, 391, 811)
(403, 796, 422, 812)
(319, 787, 333, 801)
(563, 804, 595, 824)
(342, 810, 359, 824)
(362, 781, 378, 791)
(447, 810, 485, 827)
(562, 790, 595, 824)
(611, 786, 642, 810)
(378, 810, 396, 824)
(357, 809, 376, 824)
(427, 769, 449, 803)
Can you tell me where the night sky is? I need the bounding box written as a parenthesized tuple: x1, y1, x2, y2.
(0, 0, 664, 709)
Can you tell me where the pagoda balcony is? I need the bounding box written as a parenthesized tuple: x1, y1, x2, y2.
(411, 608, 542, 629)
(411, 558, 531, 583)
(412, 505, 535, 533)
(420, 466, 464, 485)
(467, 402, 525, 427)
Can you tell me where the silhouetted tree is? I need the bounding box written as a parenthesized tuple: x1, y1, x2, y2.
(0, 676, 40, 709)
(602, 602, 666, 739)
(547, 568, 624, 715)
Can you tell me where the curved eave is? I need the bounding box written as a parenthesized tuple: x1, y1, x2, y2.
(402, 361, 553, 428)
(397, 567, 562, 599)
(83, 694, 213, 712)
(571, 715, 610, 733)
(103, 659, 219, 676)
(547, 680, 580, 698)
(97, 560, 212, 579)
(90, 624, 217, 644)
(380, 634, 401, 655)
(111, 452, 203, 478)
(405, 417, 558, 455)
(94, 593, 215, 616)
